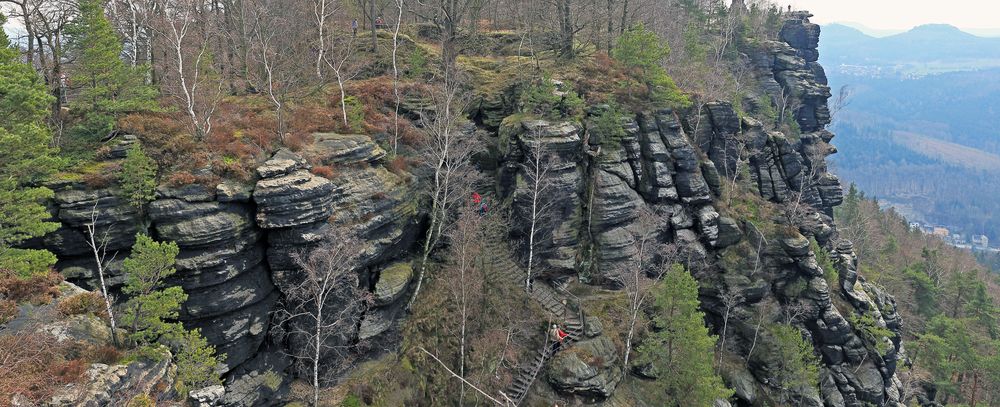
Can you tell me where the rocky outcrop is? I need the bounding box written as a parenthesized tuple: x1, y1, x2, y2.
(545, 319, 622, 399)
(486, 11, 903, 407)
(149, 185, 275, 373)
(46, 357, 176, 407)
(36, 132, 422, 401)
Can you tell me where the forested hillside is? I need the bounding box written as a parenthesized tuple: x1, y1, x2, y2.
(2, 0, 1000, 406)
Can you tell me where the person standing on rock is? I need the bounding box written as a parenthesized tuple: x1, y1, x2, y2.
(549, 324, 568, 352)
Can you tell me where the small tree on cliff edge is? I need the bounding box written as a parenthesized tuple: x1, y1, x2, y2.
(67, 0, 157, 138)
(120, 143, 157, 232)
(121, 234, 222, 392)
(612, 23, 689, 108)
(635, 266, 731, 406)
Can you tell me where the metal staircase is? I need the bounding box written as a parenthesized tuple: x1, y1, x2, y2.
(483, 236, 586, 405)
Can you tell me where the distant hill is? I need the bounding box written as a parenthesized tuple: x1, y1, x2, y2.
(822, 23, 1000, 242)
(821, 23, 1000, 67)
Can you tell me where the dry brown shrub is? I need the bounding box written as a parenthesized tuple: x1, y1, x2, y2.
(284, 131, 314, 152)
(0, 330, 75, 403)
(119, 113, 198, 172)
(56, 292, 109, 320)
(82, 344, 122, 365)
(53, 359, 88, 382)
(165, 171, 199, 187)
(310, 165, 336, 179)
(0, 270, 63, 304)
(81, 171, 118, 189)
(0, 299, 16, 324)
(387, 156, 409, 176)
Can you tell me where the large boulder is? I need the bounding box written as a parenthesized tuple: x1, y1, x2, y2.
(546, 334, 622, 398)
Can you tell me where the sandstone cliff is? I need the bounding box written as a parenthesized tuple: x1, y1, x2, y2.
(31, 11, 904, 407)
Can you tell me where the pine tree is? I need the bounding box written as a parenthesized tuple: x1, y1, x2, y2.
(763, 323, 820, 396)
(174, 328, 224, 393)
(119, 143, 157, 223)
(66, 0, 158, 138)
(121, 234, 222, 388)
(635, 265, 732, 406)
(612, 24, 689, 108)
(0, 13, 60, 276)
(121, 234, 185, 345)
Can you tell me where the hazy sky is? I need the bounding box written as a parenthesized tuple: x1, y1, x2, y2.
(787, 0, 1000, 32)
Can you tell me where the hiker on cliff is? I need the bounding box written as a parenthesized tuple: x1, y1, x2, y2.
(471, 192, 488, 215)
(549, 324, 568, 351)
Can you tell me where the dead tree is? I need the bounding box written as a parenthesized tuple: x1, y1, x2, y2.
(274, 228, 367, 406)
(419, 347, 514, 406)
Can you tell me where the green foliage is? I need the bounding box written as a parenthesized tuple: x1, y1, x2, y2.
(121, 235, 222, 388)
(0, 15, 60, 276)
(847, 312, 894, 353)
(612, 23, 669, 73)
(174, 328, 223, 392)
(66, 0, 158, 138)
(405, 47, 429, 79)
(613, 24, 689, 108)
(915, 317, 979, 399)
(904, 263, 940, 318)
(0, 247, 58, 278)
(810, 238, 839, 287)
(518, 76, 584, 120)
(587, 104, 626, 147)
(343, 96, 366, 132)
(119, 144, 157, 214)
(760, 324, 819, 393)
(635, 265, 731, 406)
(341, 395, 363, 407)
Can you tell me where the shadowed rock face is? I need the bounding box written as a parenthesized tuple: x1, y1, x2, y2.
(35, 133, 420, 403)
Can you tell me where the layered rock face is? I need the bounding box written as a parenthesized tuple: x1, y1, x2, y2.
(492, 12, 904, 407)
(36, 133, 419, 404)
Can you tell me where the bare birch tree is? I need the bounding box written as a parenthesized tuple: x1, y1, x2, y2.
(620, 207, 674, 368)
(275, 228, 367, 407)
(407, 81, 480, 310)
(83, 201, 119, 347)
(160, 0, 223, 139)
(324, 34, 359, 128)
(390, 0, 404, 155)
(311, 0, 338, 78)
(519, 125, 556, 291)
(716, 286, 745, 373)
(443, 206, 487, 405)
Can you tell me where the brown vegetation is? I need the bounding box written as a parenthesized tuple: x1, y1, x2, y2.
(57, 292, 110, 320)
(0, 270, 63, 304)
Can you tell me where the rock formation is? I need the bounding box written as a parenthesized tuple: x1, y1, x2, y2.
(33, 133, 419, 404)
(30, 11, 904, 407)
(485, 11, 903, 407)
